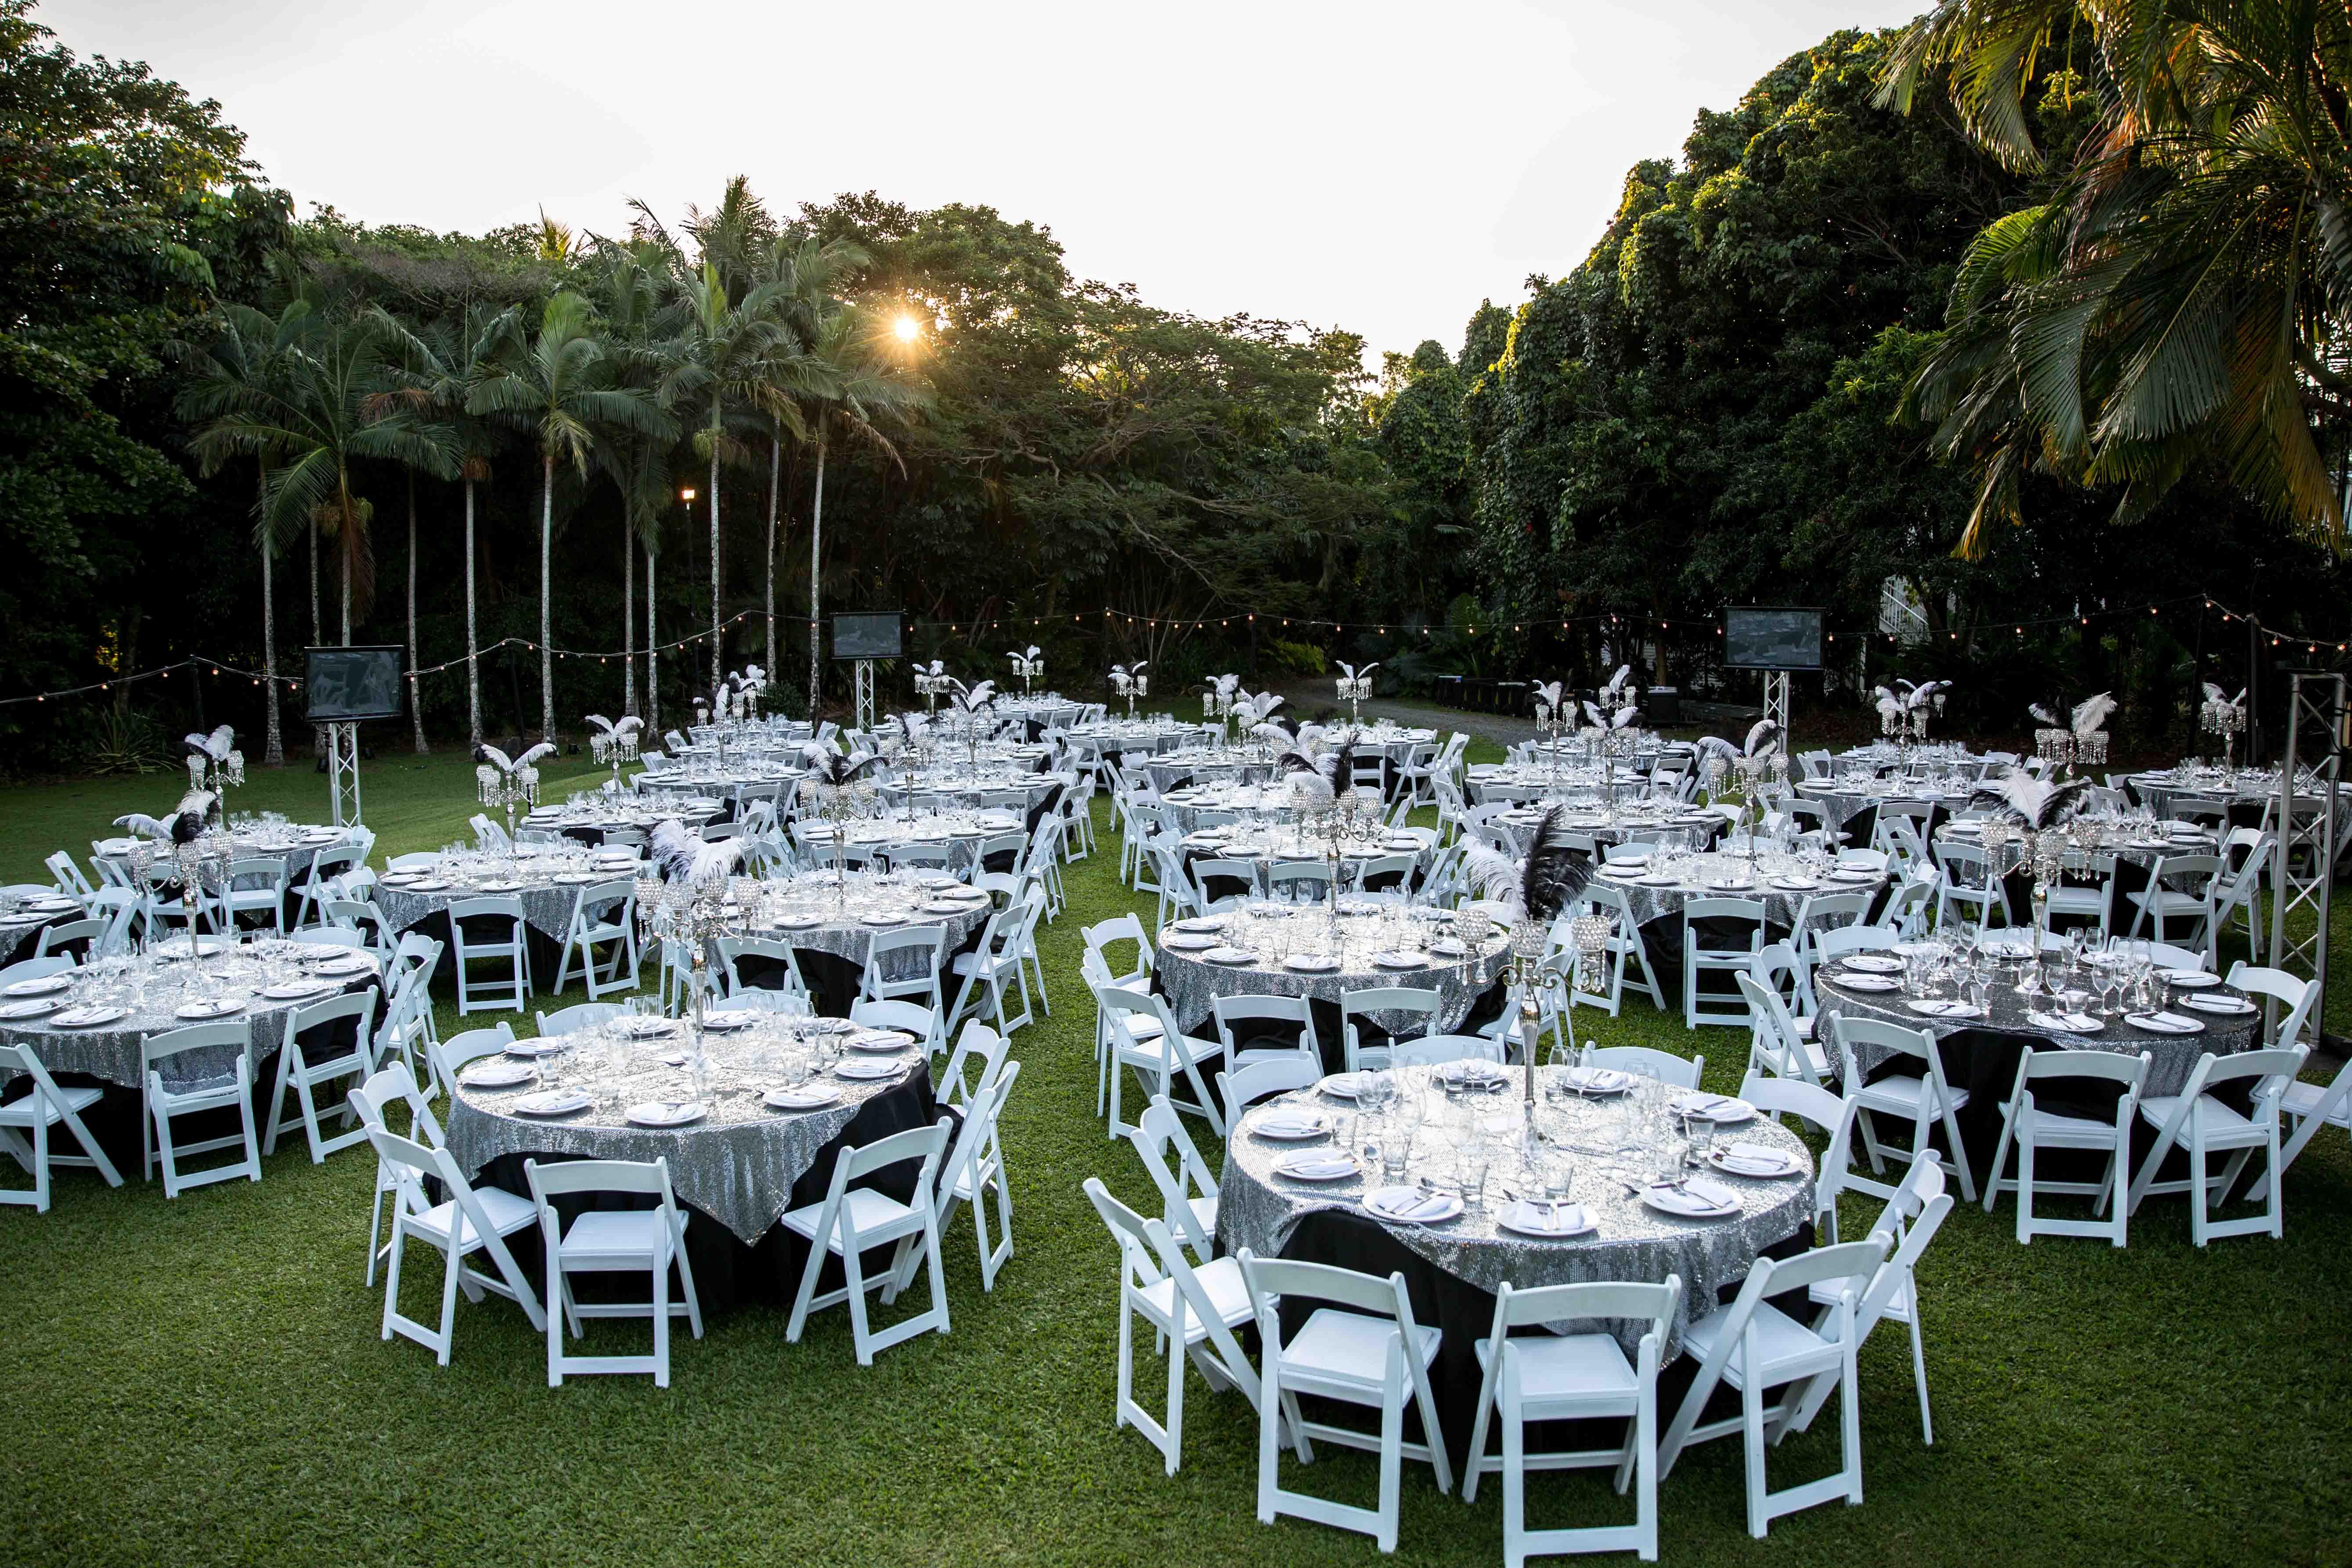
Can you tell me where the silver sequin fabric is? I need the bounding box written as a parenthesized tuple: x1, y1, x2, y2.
(1153, 906, 1510, 1037)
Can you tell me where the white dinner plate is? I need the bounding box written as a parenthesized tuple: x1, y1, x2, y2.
(1251, 1111, 1329, 1141)
(700, 1013, 755, 1032)
(1161, 933, 1216, 952)
(834, 1058, 905, 1081)
(1174, 917, 1226, 934)
(555, 871, 599, 884)
(776, 914, 823, 929)
(1671, 1093, 1756, 1125)
(1273, 1154, 1357, 1182)
(1640, 1179, 1741, 1218)
(765, 1085, 842, 1111)
(2027, 1010, 2106, 1035)
(513, 1090, 593, 1117)
(1429, 938, 1468, 958)
(848, 1029, 914, 1053)
(620, 1017, 677, 1039)
(1906, 999, 1985, 1019)
(475, 880, 524, 894)
(1319, 1073, 1365, 1099)
(1282, 955, 1339, 973)
(1363, 1186, 1463, 1225)
(460, 1060, 537, 1089)
(1836, 974, 1902, 993)
(626, 1101, 705, 1127)
(1843, 955, 1904, 973)
(1372, 951, 1427, 969)
(175, 998, 246, 1020)
(1558, 1067, 1633, 1095)
(1203, 947, 1256, 964)
(2181, 994, 2255, 1015)
(505, 1038, 568, 1058)
(312, 955, 376, 977)
(2164, 970, 2220, 989)
(1710, 1144, 1802, 1179)
(1637, 874, 1679, 887)
(4, 976, 70, 997)
(263, 981, 333, 1001)
(0, 998, 59, 1020)
(52, 1004, 129, 1028)
(2128, 1011, 2205, 1035)
(404, 879, 451, 893)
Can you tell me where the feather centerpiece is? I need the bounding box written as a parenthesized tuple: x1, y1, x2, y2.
(649, 818, 746, 888)
(2070, 692, 2116, 740)
(1457, 807, 1595, 926)
(1971, 772, 2091, 831)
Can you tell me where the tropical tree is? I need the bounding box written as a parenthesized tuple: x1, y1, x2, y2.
(469, 291, 672, 741)
(1881, 1, 2352, 554)
(175, 296, 308, 765)
(405, 305, 512, 750)
(587, 242, 678, 719)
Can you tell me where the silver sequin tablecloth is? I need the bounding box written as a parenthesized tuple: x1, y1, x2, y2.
(1594, 854, 1888, 933)
(444, 1016, 936, 1243)
(1218, 1071, 1815, 1359)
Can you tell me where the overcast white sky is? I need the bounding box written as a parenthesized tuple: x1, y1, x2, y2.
(49, 0, 1926, 360)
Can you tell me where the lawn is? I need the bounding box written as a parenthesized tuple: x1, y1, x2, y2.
(1, 746, 2348, 1567)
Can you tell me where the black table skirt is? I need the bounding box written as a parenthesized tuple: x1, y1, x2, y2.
(465, 1070, 953, 1316)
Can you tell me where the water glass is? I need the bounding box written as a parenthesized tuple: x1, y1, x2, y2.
(1381, 1127, 1413, 1184)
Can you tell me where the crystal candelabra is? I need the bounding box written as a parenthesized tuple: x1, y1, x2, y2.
(2034, 728, 2108, 777)
(815, 779, 877, 914)
(915, 669, 952, 716)
(635, 870, 734, 1055)
(2200, 698, 2245, 784)
(1110, 667, 1149, 721)
(1337, 674, 1372, 726)
(592, 727, 641, 793)
(184, 748, 245, 822)
(1010, 652, 1044, 697)
(1203, 690, 1236, 751)
(1707, 751, 1788, 875)
(1532, 694, 1568, 793)
(476, 764, 538, 843)
(173, 839, 229, 961)
(1598, 729, 1640, 826)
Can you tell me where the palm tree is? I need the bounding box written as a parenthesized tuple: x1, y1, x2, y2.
(1882, 1, 2352, 552)
(406, 306, 511, 750)
(790, 303, 929, 716)
(470, 292, 673, 742)
(176, 297, 308, 766)
(588, 242, 679, 719)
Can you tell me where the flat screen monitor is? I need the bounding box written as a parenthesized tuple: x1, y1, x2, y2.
(303, 645, 406, 723)
(830, 613, 903, 661)
(1722, 607, 1824, 672)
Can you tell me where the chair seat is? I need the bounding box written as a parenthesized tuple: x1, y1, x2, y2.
(1854, 1073, 1969, 1115)
(1138, 1254, 1253, 1338)
(1472, 1330, 1638, 1405)
(2280, 1081, 2352, 1128)
(1282, 1306, 1443, 1393)
(1117, 1035, 1221, 1072)
(2138, 1095, 2255, 1135)
(949, 950, 1014, 978)
(1121, 1013, 1166, 1042)
(1679, 1299, 1831, 1384)
(1790, 1016, 1816, 1041)
(2130, 890, 2207, 912)
(556, 1206, 678, 1263)
(780, 1186, 921, 1247)
(2006, 1105, 2125, 1146)
(0, 1083, 104, 1125)
(1807, 1275, 1911, 1321)
(411, 1184, 538, 1249)
(1183, 1193, 1218, 1236)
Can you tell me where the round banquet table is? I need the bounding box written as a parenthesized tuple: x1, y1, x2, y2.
(373, 843, 644, 987)
(1466, 765, 1645, 805)
(1145, 751, 1277, 793)
(1791, 779, 1976, 842)
(799, 807, 1028, 874)
(2124, 768, 2322, 830)
(1178, 826, 1431, 893)
(1591, 851, 1891, 992)
(1816, 959, 2263, 1172)
(1153, 904, 1510, 1069)
(523, 798, 708, 845)
(1159, 782, 1296, 833)
(0, 939, 382, 1166)
(95, 822, 361, 926)
(1488, 803, 1724, 853)
(0, 894, 91, 966)
(1936, 818, 2225, 929)
(635, 771, 792, 809)
(877, 766, 1070, 816)
(1218, 1066, 1817, 1454)
(728, 870, 996, 1016)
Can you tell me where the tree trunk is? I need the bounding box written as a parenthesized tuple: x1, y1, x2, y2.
(624, 517, 637, 719)
(465, 479, 482, 751)
(339, 531, 352, 645)
(709, 391, 723, 698)
(808, 431, 826, 721)
(646, 546, 660, 733)
(765, 413, 781, 680)
(540, 453, 556, 744)
(407, 473, 428, 753)
(260, 519, 283, 767)
(309, 522, 319, 645)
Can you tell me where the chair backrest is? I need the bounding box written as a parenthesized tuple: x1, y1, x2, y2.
(0, 955, 75, 989)
(1817, 924, 1898, 963)
(1831, 1014, 1941, 1083)
(1082, 913, 1152, 985)
(428, 1022, 517, 1095)
(1218, 1053, 1322, 1110)
(1583, 1044, 1703, 1088)
(1211, 992, 1316, 1057)
(937, 1020, 1008, 1107)
(1339, 986, 1439, 1070)
(141, 1019, 253, 1085)
(525, 1154, 681, 1221)
(864, 923, 945, 974)
(2179, 1044, 2309, 1111)
(448, 895, 526, 935)
(34, 917, 103, 962)
(2223, 963, 2320, 1047)
(708, 989, 810, 1016)
(826, 1121, 950, 1196)
(1191, 858, 1259, 908)
(2012, 1042, 2150, 1108)
(1491, 1276, 1681, 1355)
(536, 1001, 624, 1036)
(1392, 1034, 1502, 1067)
(1683, 896, 1766, 949)
(1237, 1252, 1420, 1343)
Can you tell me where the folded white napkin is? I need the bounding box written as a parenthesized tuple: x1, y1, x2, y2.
(1649, 1176, 1739, 1211)
(1562, 1067, 1632, 1092)
(1276, 1156, 1356, 1180)
(1505, 1200, 1587, 1234)
(1674, 1093, 1741, 1118)
(1255, 1112, 1324, 1137)
(1716, 1142, 1792, 1176)
(1369, 1188, 1455, 1222)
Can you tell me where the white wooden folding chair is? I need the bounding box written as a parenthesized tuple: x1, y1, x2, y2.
(1983, 1046, 2150, 1246)
(1682, 896, 1766, 1029)
(858, 924, 948, 1031)
(1217, 1054, 1322, 1113)
(551, 879, 639, 999)
(782, 1121, 952, 1364)
(1833, 1014, 1977, 1202)
(450, 895, 531, 1015)
(1097, 982, 1224, 1140)
(922, 1059, 1019, 1291)
(1569, 883, 1667, 1016)
(2125, 1045, 2309, 1244)
(141, 1020, 262, 1197)
(1082, 1175, 1278, 1476)
(1462, 1277, 1682, 1565)
(1238, 1251, 1454, 1553)
(263, 987, 379, 1163)
(1736, 1072, 1863, 1243)
(1794, 1159, 1955, 1445)
(0, 1041, 124, 1211)
(1129, 1095, 1223, 1264)
(534, 1001, 624, 1037)
(526, 1155, 704, 1385)
(348, 1061, 446, 1286)
(368, 1127, 545, 1365)
(1584, 1044, 1703, 1090)
(1657, 1237, 1889, 1537)
(1340, 986, 1439, 1072)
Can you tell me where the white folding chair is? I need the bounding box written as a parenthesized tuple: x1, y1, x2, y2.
(1794, 1159, 1955, 1445)
(535, 1001, 624, 1037)
(1098, 982, 1224, 1140)
(859, 924, 948, 1031)
(141, 1020, 262, 1197)
(1238, 1252, 1454, 1553)
(1129, 1095, 1223, 1263)
(2125, 852, 2221, 950)
(1462, 1277, 1683, 1565)
(552, 879, 639, 999)
(1218, 1054, 1322, 1113)
(0, 1040, 124, 1211)
(1833, 1014, 1977, 1202)
(263, 988, 380, 1163)
(1340, 986, 1439, 1072)
(526, 1155, 703, 1386)
(1682, 896, 1766, 1029)
(2125, 1045, 2309, 1244)
(1983, 1046, 2150, 1246)
(1082, 1176, 1273, 1476)
(1738, 971, 1827, 1086)
(923, 1059, 1019, 1290)
(782, 1121, 952, 1364)
(1211, 992, 1319, 1071)
(1657, 1237, 1889, 1537)
(368, 1127, 545, 1365)
(449, 896, 531, 1015)
(1736, 1072, 1863, 1243)
(1569, 884, 1667, 1016)
(948, 895, 1042, 1036)
(426, 1022, 516, 1100)
(933, 1019, 1008, 1111)
(348, 1061, 446, 1286)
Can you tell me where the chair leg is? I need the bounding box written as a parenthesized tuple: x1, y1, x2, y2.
(1909, 1308, 1934, 1445)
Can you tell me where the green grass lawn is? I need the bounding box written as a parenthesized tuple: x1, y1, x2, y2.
(2, 747, 2348, 1566)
